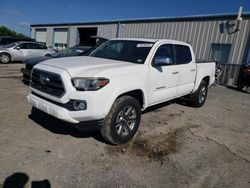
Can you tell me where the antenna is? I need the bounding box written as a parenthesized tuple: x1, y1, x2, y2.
(236, 6, 243, 31)
(237, 6, 243, 21)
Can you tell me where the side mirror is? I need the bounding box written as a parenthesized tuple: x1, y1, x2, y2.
(14, 46, 20, 50)
(154, 56, 173, 66)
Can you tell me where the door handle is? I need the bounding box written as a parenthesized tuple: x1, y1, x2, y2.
(190, 69, 196, 72)
(172, 71, 179, 74)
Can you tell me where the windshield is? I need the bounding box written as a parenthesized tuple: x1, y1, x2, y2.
(52, 46, 89, 58)
(90, 40, 154, 64)
(2, 42, 17, 48)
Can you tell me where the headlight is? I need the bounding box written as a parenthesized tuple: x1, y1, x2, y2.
(72, 77, 109, 91)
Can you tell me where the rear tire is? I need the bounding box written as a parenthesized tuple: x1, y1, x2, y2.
(0, 53, 11, 64)
(100, 96, 141, 145)
(189, 80, 208, 107)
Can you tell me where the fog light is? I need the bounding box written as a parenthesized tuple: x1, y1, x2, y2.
(73, 100, 87, 111)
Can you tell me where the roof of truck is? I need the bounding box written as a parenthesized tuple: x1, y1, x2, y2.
(113, 38, 190, 45)
(114, 38, 158, 43)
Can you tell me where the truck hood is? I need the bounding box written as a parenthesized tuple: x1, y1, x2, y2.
(24, 56, 52, 65)
(40, 56, 142, 77)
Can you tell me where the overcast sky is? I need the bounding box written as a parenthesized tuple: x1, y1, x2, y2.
(0, 0, 250, 36)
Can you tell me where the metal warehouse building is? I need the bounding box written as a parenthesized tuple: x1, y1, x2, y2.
(30, 13, 250, 85)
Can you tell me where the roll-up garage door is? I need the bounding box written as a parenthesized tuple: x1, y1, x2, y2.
(35, 29, 46, 45)
(54, 29, 68, 50)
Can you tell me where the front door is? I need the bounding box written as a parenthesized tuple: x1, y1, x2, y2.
(149, 44, 178, 105)
(18, 43, 35, 60)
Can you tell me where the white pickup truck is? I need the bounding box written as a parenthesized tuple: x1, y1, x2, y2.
(27, 38, 215, 144)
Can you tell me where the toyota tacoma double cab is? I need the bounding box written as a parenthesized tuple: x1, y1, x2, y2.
(27, 38, 215, 145)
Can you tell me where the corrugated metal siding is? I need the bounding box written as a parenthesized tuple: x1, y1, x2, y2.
(96, 24, 118, 39)
(119, 18, 250, 65)
(69, 26, 76, 47)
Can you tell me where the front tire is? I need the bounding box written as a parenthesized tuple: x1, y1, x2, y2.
(100, 96, 141, 145)
(189, 80, 208, 107)
(0, 53, 11, 64)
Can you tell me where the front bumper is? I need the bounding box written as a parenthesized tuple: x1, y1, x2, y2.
(28, 93, 79, 123)
(27, 93, 106, 124)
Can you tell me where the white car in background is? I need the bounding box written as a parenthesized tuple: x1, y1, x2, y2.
(0, 41, 55, 63)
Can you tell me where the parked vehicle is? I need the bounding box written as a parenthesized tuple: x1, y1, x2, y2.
(21, 45, 92, 84)
(77, 36, 109, 55)
(0, 41, 54, 64)
(27, 38, 216, 145)
(0, 36, 35, 46)
(21, 37, 108, 84)
(236, 63, 250, 90)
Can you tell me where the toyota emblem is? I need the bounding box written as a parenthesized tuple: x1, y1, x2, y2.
(39, 74, 50, 85)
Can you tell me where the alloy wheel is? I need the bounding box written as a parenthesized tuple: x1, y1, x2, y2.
(198, 86, 207, 104)
(0, 54, 9, 63)
(115, 106, 137, 137)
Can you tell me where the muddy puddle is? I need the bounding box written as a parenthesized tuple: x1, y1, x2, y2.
(106, 127, 185, 161)
(106, 124, 201, 162)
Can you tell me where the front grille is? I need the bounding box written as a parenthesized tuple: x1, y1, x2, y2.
(31, 69, 65, 97)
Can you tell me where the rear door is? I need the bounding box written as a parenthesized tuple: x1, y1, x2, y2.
(174, 44, 196, 96)
(149, 43, 178, 105)
(32, 43, 48, 56)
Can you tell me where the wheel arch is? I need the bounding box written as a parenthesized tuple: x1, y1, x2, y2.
(103, 88, 147, 116)
(202, 76, 210, 85)
(193, 75, 211, 93)
(117, 89, 145, 109)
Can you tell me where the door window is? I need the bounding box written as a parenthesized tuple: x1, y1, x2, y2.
(153, 44, 175, 65)
(38, 44, 47, 49)
(18, 43, 33, 49)
(30, 43, 47, 49)
(30, 44, 39, 49)
(209, 44, 231, 64)
(174, 45, 192, 64)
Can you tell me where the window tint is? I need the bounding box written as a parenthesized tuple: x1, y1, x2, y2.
(153, 44, 175, 65)
(38, 42, 46, 46)
(39, 44, 47, 49)
(18, 43, 47, 49)
(30, 43, 39, 49)
(31, 43, 47, 49)
(18, 43, 31, 49)
(175, 45, 192, 64)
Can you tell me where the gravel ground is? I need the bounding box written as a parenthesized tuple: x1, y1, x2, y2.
(0, 63, 250, 188)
